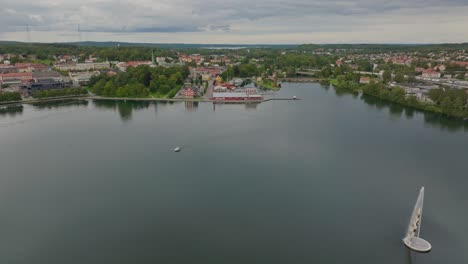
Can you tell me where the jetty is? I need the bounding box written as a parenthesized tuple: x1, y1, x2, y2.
(403, 187, 432, 253)
(0, 95, 300, 107)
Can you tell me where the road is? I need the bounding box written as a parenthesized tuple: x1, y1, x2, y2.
(203, 80, 214, 100)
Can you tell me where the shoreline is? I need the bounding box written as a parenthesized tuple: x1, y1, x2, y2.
(0, 94, 299, 106)
(327, 79, 468, 120)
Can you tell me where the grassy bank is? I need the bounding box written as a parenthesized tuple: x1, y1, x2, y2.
(256, 80, 281, 90)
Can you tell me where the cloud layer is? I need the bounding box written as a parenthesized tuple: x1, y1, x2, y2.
(1, 0, 468, 43)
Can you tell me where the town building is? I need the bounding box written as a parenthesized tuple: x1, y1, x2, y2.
(244, 88, 258, 95)
(452, 61, 468, 68)
(190, 67, 222, 79)
(0, 72, 33, 85)
(360, 76, 371, 84)
(70, 72, 100, 86)
(434, 65, 446, 72)
(54, 62, 110, 71)
(421, 69, 441, 79)
(212, 92, 263, 101)
(0, 65, 19, 74)
(22, 79, 69, 93)
(32, 71, 62, 81)
(15, 63, 48, 72)
(181, 86, 198, 98)
(214, 86, 227, 92)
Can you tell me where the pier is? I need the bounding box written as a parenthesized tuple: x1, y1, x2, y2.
(280, 78, 326, 82)
(0, 95, 300, 107)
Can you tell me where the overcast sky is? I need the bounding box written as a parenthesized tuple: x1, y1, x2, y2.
(1, 0, 467, 44)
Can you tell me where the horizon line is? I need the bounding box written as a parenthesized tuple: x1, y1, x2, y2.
(1, 40, 468, 46)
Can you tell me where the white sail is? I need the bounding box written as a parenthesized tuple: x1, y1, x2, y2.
(403, 187, 432, 253)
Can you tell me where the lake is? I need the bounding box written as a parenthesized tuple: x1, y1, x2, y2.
(0, 83, 467, 264)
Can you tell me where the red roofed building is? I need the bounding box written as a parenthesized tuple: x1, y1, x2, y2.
(181, 86, 197, 98)
(15, 63, 48, 72)
(190, 67, 222, 77)
(336, 60, 343, 67)
(421, 69, 441, 79)
(127, 61, 153, 67)
(220, 83, 236, 90)
(0, 65, 18, 74)
(245, 88, 258, 95)
(0, 72, 33, 81)
(452, 61, 468, 68)
(107, 71, 117, 77)
(360, 76, 371, 84)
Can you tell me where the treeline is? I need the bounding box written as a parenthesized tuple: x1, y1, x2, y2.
(297, 43, 468, 54)
(324, 59, 468, 118)
(363, 83, 468, 118)
(32, 88, 88, 98)
(331, 77, 468, 118)
(0, 92, 22, 102)
(90, 65, 189, 98)
(221, 64, 262, 79)
(428, 88, 468, 117)
(0, 43, 175, 63)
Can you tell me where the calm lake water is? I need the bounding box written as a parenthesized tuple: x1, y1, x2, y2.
(0, 83, 467, 264)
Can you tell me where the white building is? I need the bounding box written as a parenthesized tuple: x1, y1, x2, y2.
(54, 62, 110, 71)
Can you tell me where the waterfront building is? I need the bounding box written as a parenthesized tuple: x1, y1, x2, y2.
(212, 92, 262, 101)
(22, 78, 70, 93)
(214, 86, 227, 92)
(245, 88, 258, 95)
(181, 86, 198, 98)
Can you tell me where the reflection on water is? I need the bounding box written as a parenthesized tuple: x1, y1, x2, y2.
(423, 112, 468, 132)
(184, 101, 199, 112)
(87, 90, 468, 132)
(360, 94, 388, 111)
(245, 102, 259, 110)
(333, 86, 359, 98)
(389, 104, 404, 118)
(0, 104, 23, 117)
(31, 99, 89, 110)
(93, 100, 151, 121)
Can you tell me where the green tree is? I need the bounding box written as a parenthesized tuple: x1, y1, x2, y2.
(440, 97, 453, 114)
(389, 87, 405, 103)
(394, 72, 405, 83)
(383, 70, 392, 83)
(428, 89, 443, 104)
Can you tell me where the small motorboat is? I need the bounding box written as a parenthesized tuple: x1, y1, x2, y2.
(174, 147, 182, 152)
(293, 96, 297, 100)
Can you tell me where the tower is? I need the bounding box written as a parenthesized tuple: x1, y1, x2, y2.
(26, 24, 31, 43)
(151, 49, 155, 65)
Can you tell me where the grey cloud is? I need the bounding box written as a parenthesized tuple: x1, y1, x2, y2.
(0, 0, 467, 43)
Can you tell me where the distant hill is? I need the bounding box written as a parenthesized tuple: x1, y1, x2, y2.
(1, 40, 467, 53)
(55, 41, 297, 49)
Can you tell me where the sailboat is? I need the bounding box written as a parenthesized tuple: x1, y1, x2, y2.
(402, 187, 432, 253)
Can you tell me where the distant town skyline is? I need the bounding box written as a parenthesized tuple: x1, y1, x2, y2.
(1, 0, 468, 44)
